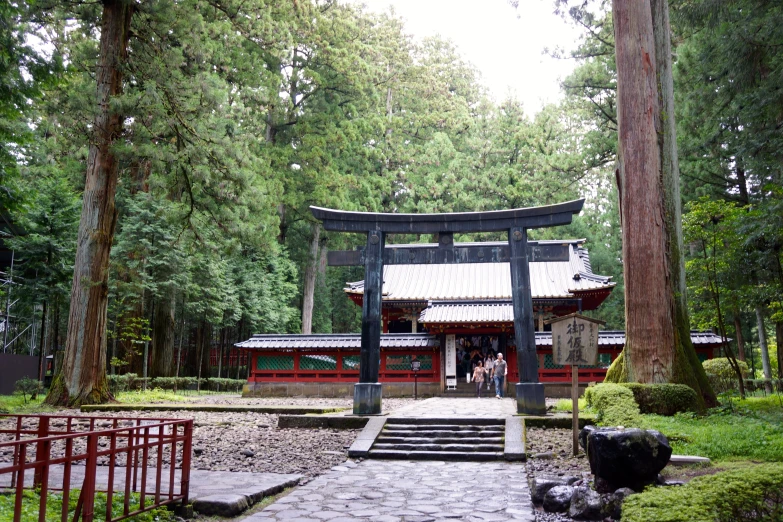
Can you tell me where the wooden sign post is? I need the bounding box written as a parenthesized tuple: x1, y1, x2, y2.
(547, 313, 605, 456)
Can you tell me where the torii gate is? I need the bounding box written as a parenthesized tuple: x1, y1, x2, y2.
(310, 199, 585, 415)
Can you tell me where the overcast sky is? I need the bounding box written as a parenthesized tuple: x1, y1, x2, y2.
(352, 0, 583, 116)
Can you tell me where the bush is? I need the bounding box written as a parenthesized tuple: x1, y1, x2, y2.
(619, 383, 699, 416)
(107, 373, 148, 392)
(584, 383, 642, 427)
(149, 377, 197, 390)
(15, 377, 42, 403)
(621, 463, 783, 522)
(703, 358, 749, 394)
(205, 378, 245, 392)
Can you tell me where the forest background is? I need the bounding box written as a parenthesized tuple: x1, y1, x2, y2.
(1, 0, 781, 383)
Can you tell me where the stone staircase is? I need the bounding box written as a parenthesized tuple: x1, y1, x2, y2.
(368, 417, 505, 461)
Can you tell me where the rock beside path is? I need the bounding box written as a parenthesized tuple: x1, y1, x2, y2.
(583, 425, 672, 492)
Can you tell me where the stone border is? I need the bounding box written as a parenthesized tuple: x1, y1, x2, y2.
(504, 416, 526, 461)
(520, 415, 596, 429)
(277, 415, 370, 429)
(81, 404, 348, 414)
(192, 474, 302, 517)
(347, 417, 387, 458)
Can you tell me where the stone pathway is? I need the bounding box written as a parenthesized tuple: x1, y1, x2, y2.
(388, 397, 517, 418)
(241, 459, 534, 522)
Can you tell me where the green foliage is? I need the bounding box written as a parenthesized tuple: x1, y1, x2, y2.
(703, 358, 750, 394)
(584, 383, 642, 427)
(621, 463, 783, 522)
(618, 383, 700, 416)
(0, 489, 177, 522)
(639, 400, 783, 462)
(14, 378, 42, 404)
(0, 393, 50, 414)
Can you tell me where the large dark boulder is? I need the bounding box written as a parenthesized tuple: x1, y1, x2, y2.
(584, 427, 672, 492)
(543, 485, 574, 513)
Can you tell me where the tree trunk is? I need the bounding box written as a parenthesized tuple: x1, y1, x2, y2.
(756, 306, 773, 393)
(46, 0, 132, 406)
(733, 310, 746, 361)
(150, 293, 175, 377)
(37, 300, 47, 382)
(301, 223, 321, 334)
(776, 321, 783, 381)
(605, 0, 715, 406)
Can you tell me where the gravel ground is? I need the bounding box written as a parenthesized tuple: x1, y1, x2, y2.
(0, 397, 419, 479)
(526, 427, 593, 522)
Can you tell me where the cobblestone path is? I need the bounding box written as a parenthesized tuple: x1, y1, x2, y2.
(242, 459, 534, 522)
(389, 397, 517, 418)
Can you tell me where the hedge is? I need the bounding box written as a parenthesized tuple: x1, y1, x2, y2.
(702, 358, 749, 394)
(107, 374, 245, 393)
(618, 383, 699, 416)
(584, 383, 642, 427)
(621, 463, 783, 522)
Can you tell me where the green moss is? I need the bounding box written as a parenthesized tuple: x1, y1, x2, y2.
(584, 383, 642, 426)
(621, 463, 783, 522)
(619, 383, 699, 416)
(604, 350, 628, 383)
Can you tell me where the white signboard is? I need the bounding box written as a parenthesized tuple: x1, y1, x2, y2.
(445, 334, 457, 389)
(552, 315, 600, 366)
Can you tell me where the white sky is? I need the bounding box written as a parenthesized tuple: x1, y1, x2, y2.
(352, 0, 583, 116)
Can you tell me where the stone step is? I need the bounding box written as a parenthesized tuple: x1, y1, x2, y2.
(385, 417, 504, 426)
(367, 449, 504, 461)
(380, 429, 502, 438)
(376, 436, 504, 444)
(384, 424, 505, 432)
(372, 443, 504, 452)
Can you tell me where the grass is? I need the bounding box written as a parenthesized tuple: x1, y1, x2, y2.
(0, 489, 177, 522)
(636, 395, 783, 463)
(0, 393, 55, 414)
(114, 389, 195, 404)
(552, 397, 587, 412)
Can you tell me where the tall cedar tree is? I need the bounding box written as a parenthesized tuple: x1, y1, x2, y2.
(604, 0, 715, 406)
(46, 0, 132, 406)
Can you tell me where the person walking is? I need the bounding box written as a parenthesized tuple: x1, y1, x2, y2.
(492, 353, 507, 399)
(484, 354, 494, 392)
(472, 361, 485, 398)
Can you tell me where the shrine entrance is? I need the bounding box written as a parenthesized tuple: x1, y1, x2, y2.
(311, 199, 584, 415)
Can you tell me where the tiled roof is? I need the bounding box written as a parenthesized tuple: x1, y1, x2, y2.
(534, 331, 727, 347)
(345, 240, 614, 301)
(420, 301, 514, 323)
(236, 333, 438, 350)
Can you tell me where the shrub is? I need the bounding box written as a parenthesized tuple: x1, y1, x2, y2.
(584, 383, 642, 426)
(15, 377, 42, 403)
(619, 383, 699, 415)
(702, 358, 749, 394)
(621, 463, 783, 522)
(149, 377, 197, 390)
(205, 378, 245, 392)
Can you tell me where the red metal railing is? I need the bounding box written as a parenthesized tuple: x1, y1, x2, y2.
(0, 414, 192, 522)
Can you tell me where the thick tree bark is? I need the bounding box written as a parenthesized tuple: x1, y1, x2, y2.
(46, 0, 132, 406)
(605, 0, 715, 406)
(733, 310, 746, 361)
(776, 321, 783, 381)
(301, 223, 321, 334)
(756, 306, 773, 393)
(150, 294, 175, 377)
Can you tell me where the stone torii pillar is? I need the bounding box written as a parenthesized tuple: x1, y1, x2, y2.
(311, 199, 585, 415)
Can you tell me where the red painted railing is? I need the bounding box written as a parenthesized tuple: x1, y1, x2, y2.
(0, 414, 192, 522)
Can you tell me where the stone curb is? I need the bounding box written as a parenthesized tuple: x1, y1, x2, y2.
(277, 415, 370, 429)
(521, 415, 596, 429)
(192, 475, 302, 517)
(347, 417, 387, 458)
(80, 404, 348, 414)
(504, 416, 526, 461)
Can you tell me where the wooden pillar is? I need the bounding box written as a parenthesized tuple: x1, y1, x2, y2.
(355, 228, 384, 414)
(509, 227, 546, 414)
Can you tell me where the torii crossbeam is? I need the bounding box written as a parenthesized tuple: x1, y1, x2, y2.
(311, 199, 585, 414)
